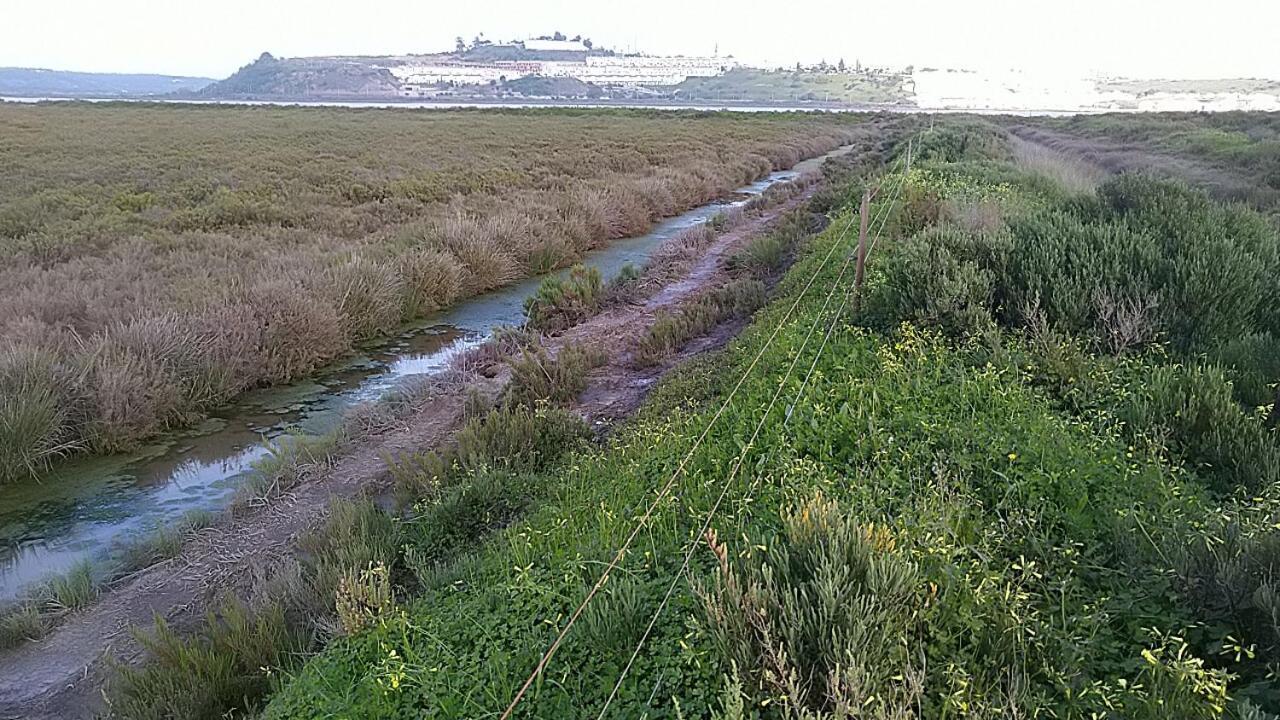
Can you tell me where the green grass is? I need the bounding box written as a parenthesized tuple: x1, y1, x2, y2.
(0, 604, 47, 649)
(106, 393, 594, 718)
(44, 559, 96, 612)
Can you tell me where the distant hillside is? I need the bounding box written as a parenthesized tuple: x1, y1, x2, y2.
(502, 75, 603, 98)
(0, 67, 213, 97)
(671, 67, 914, 105)
(198, 53, 398, 98)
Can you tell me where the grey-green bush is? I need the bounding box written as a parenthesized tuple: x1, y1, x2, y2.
(1122, 363, 1280, 493)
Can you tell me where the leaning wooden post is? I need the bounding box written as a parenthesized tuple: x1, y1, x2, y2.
(853, 188, 870, 311)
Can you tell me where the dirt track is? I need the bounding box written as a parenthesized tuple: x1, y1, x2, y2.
(0, 178, 823, 720)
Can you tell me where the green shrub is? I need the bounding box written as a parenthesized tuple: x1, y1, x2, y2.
(728, 233, 788, 276)
(911, 122, 1012, 164)
(335, 562, 394, 636)
(505, 342, 606, 408)
(1209, 332, 1280, 409)
(299, 498, 403, 611)
(404, 467, 532, 570)
(635, 306, 717, 366)
(1003, 209, 1164, 343)
(1180, 525, 1280, 667)
(873, 226, 1008, 337)
(454, 405, 590, 473)
(699, 493, 923, 716)
(389, 449, 452, 510)
(524, 264, 603, 333)
(44, 559, 96, 612)
(1122, 364, 1280, 493)
(1093, 175, 1280, 351)
(708, 277, 767, 316)
(881, 172, 1280, 364)
(634, 278, 765, 366)
(604, 261, 643, 299)
(108, 599, 311, 720)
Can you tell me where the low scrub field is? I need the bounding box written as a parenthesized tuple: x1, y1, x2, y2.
(245, 121, 1278, 719)
(1015, 111, 1280, 216)
(0, 103, 864, 481)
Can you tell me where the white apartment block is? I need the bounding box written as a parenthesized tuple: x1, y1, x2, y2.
(384, 54, 733, 93)
(542, 56, 732, 86)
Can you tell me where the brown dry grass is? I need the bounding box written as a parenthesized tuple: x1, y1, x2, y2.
(0, 104, 861, 480)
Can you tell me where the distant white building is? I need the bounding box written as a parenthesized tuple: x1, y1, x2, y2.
(524, 39, 589, 52)
(542, 56, 732, 86)
(385, 61, 543, 89)
(384, 54, 732, 92)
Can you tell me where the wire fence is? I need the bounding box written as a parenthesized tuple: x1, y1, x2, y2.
(500, 130, 922, 719)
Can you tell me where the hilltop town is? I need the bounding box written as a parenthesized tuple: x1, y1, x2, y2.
(4, 32, 1280, 112)
(194, 33, 915, 105)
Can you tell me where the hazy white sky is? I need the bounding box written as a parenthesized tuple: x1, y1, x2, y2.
(3, 0, 1276, 80)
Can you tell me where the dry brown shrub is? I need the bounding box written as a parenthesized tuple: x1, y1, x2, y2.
(324, 255, 406, 340)
(187, 300, 269, 397)
(247, 279, 347, 382)
(441, 212, 520, 293)
(1093, 290, 1161, 354)
(632, 176, 677, 219)
(484, 211, 535, 256)
(559, 187, 612, 249)
(601, 185, 653, 239)
(0, 106, 864, 478)
(397, 249, 466, 319)
(84, 341, 186, 453)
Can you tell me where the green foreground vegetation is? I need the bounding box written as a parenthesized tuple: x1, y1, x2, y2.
(105, 120, 1279, 718)
(264, 125, 1280, 718)
(104, 120, 1274, 712)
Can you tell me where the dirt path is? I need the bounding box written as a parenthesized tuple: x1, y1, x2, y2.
(0, 180, 823, 720)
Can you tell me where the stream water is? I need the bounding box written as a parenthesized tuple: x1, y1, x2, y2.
(0, 148, 847, 601)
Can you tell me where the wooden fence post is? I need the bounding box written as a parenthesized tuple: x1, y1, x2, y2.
(853, 188, 870, 310)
